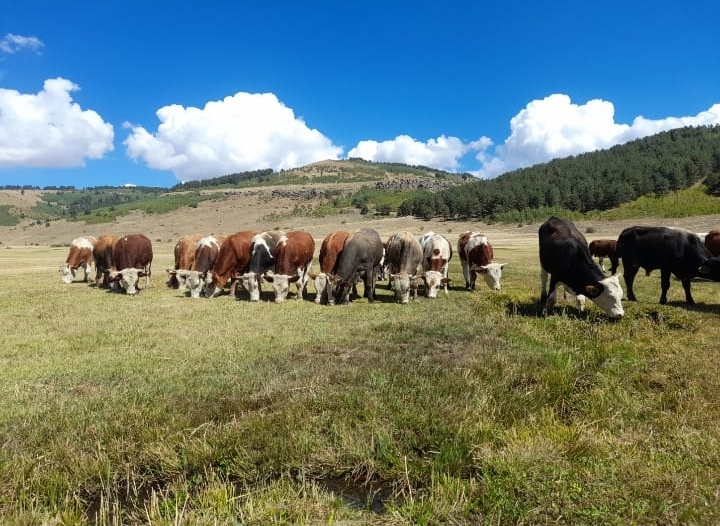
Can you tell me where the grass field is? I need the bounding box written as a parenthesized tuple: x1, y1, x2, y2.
(1, 240, 720, 525)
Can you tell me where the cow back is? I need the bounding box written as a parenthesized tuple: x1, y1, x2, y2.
(212, 230, 259, 284)
(114, 233, 153, 270)
(386, 231, 423, 275)
(617, 226, 707, 277)
(319, 231, 350, 273)
(192, 235, 224, 272)
(274, 231, 315, 274)
(335, 228, 384, 281)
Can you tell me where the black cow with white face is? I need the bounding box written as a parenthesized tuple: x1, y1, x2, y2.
(616, 226, 717, 304)
(329, 228, 384, 304)
(539, 216, 624, 318)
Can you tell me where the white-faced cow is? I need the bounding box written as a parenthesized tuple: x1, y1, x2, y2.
(589, 239, 618, 274)
(92, 233, 119, 288)
(241, 231, 285, 301)
(166, 234, 203, 289)
(58, 236, 96, 284)
(457, 231, 505, 291)
(539, 216, 624, 318)
(170, 235, 226, 298)
(204, 230, 259, 298)
(310, 230, 350, 305)
(263, 231, 315, 303)
(385, 231, 423, 304)
(418, 231, 452, 298)
(329, 228, 384, 305)
(705, 229, 720, 257)
(616, 226, 716, 305)
(108, 233, 153, 295)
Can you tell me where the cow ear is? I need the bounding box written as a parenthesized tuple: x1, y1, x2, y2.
(263, 273, 274, 282)
(166, 268, 176, 275)
(442, 278, 451, 284)
(289, 275, 300, 283)
(583, 284, 604, 298)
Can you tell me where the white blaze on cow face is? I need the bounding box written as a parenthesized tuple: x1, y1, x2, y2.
(111, 268, 144, 295)
(313, 272, 328, 304)
(588, 274, 624, 318)
(241, 272, 262, 301)
(472, 262, 505, 291)
(421, 270, 444, 298)
(175, 269, 204, 298)
(390, 273, 418, 304)
(58, 263, 76, 284)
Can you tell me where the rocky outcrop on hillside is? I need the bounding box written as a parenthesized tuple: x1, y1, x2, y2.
(374, 178, 459, 192)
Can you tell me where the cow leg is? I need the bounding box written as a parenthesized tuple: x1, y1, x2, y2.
(624, 263, 639, 301)
(460, 259, 471, 289)
(365, 269, 376, 303)
(598, 257, 606, 273)
(609, 255, 620, 275)
(543, 275, 560, 315)
(539, 268, 549, 302)
(469, 269, 477, 290)
(680, 276, 695, 305)
(659, 268, 672, 304)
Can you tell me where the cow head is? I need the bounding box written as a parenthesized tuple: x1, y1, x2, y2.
(203, 271, 223, 298)
(109, 268, 147, 295)
(698, 257, 720, 281)
(165, 268, 184, 289)
(263, 273, 300, 303)
(420, 270, 450, 298)
(328, 274, 352, 305)
(241, 272, 263, 301)
(390, 273, 419, 304)
(174, 269, 205, 298)
(583, 274, 624, 318)
(310, 271, 328, 304)
(58, 263, 76, 284)
(473, 262, 506, 291)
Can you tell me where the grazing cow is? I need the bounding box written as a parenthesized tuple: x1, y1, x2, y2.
(241, 231, 285, 301)
(58, 236, 96, 284)
(589, 239, 618, 274)
(616, 226, 714, 305)
(329, 228, 384, 304)
(705, 229, 720, 257)
(310, 230, 350, 305)
(166, 234, 203, 289)
(263, 231, 315, 303)
(418, 231, 452, 298)
(170, 235, 226, 298)
(92, 233, 119, 288)
(204, 230, 259, 298)
(539, 217, 624, 318)
(457, 231, 506, 291)
(385, 231, 423, 304)
(108, 234, 153, 295)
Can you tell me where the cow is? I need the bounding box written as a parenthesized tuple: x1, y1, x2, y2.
(457, 231, 505, 291)
(616, 226, 715, 305)
(704, 229, 720, 257)
(418, 231, 452, 298)
(58, 236, 96, 284)
(241, 231, 285, 301)
(92, 233, 119, 288)
(384, 231, 423, 304)
(170, 235, 226, 298)
(539, 216, 624, 318)
(204, 230, 259, 298)
(699, 256, 720, 281)
(262, 231, 315, 303)
(107, 233, 153, 295)
(310, 230, 350, 305)
(589, 239, 618, 274)
(166, 234, 203, 289)
(329, 228, 384, 305)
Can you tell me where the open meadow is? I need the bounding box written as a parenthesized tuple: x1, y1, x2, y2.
(2, 229, 720, 525)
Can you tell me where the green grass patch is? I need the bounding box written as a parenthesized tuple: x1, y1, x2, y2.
(597, 185, 720, 220)
(0, 204, 20, 226)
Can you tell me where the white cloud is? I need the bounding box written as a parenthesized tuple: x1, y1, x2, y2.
(476, 94, 720, 178)
(123, 92, 343, 181)
(0, 78, 114, 168)
(0, 33, 44, 54)
(347, 134, 491, 172)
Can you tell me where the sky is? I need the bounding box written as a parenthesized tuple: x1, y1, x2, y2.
(1, 1, 719, 189)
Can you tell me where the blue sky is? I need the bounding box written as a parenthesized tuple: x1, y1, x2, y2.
(1, 1, 719, 189)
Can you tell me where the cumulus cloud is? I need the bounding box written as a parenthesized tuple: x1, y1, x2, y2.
(347, 134, 491, 172)
(123, 92, 343, 181)
(0, 78, 114, 168)
(476, 94, 720, 178)
(0, 33, 44, 54)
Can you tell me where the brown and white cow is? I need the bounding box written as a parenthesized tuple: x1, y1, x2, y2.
(588, 239, 618, 274)
(263, 231, 315, 303)
(166, 234, 203, 289)
(58, 236, 96, 284)
(418, 231, 452, 298)
(107, 233, 153, 295)
(241, 231, 285, 301)
(457, 231, 505, 291)
(310, 230, 350, 305)
(204, 230, 259, 298)
(172, 235, 227, 298)
(705, 229, 720, 257)
(385, 231, 423, 304)
(92, 233, 119, 288)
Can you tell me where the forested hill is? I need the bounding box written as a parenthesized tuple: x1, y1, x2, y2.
(398, 125, 720, 220)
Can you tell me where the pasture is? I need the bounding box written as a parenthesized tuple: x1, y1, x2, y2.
(1, 238, 720, 525)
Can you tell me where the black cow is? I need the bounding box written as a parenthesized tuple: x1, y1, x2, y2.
(539, 216, 624, 318)
(330, 228, 384, 304)
(616, 226, 716, 304)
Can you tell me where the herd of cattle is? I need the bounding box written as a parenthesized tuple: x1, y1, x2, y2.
(57, 217, 720, 318)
